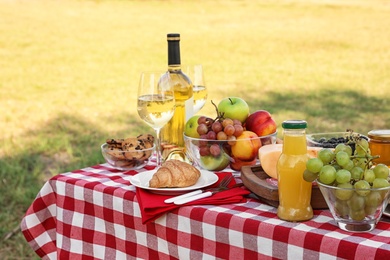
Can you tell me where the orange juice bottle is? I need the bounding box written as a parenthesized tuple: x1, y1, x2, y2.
(277, 120, 313, 221)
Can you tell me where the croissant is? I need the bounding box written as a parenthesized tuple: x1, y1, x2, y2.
(149, 159, 201, 188)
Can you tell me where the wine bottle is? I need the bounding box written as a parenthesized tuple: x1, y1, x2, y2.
(160, 33, 194, 148)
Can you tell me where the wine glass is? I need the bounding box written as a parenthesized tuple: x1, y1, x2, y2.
(184, 64, 208, 114)
(137, 71, 175, 167)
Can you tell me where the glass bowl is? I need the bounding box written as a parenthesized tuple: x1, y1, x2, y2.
(184, 131, 277, 171)
(317, 181, 390, 232)
(307, 132, 359, 148)
(101, 143, 155, 170)
(306, 132, 368, 155)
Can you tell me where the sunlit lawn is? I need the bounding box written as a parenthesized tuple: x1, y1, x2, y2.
(1, 0, 390, 257)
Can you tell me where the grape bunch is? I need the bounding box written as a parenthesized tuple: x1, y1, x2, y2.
(196, 116, 244, 157)
(304, 134, 390, 221)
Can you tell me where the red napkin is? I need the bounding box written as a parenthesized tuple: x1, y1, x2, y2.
(136, 172, 251, 224)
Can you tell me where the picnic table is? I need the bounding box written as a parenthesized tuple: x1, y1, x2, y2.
(21, 163, 390, 259)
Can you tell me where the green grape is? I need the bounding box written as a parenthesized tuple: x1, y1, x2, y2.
(336, 169, 351, 184)
(355, 138, 369, 155)
(345, 145, 353, 157)
(334, 200, 349, 217)
(318, 148, 335, 164)
(372, 178, 390, 188)
(365, 206, 377, 216)
(373, 164, 390, 179)
(354, 148, 366, 156)
(358, 138, 369, 150)
(334, 143, 347, 153)
(348, 192, 365, 210)
(363, 169, 375, 183)
(306, 158, 323, 173)
(335, 182, 354, 200)
(353, 158, 368, 170)
(351, 166, 364, 181)
(334, 143, 353, 157)
(342, 160, 354, 171)
(336, 151, 350, 167)
(303, 169, 318, 182)
(333, 164, 342, 171)
(350, 209, 366, 221)
(372, 178, 390, 199)
(365, 191, 382, 208)
(354, 180, 371, 196)
(334, 143, 346, 153)
(318, 165, 337, 185)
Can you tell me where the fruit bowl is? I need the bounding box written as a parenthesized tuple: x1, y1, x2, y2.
(317, 181, 390, 232)
(306, 131, 366, 149)
(184, 131, 277, 171)
(101, 143, 155, 170)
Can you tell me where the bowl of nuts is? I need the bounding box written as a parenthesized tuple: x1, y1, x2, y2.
(101, 134, 155, 170)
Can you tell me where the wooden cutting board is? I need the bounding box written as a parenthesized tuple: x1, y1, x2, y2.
(241, 164, 328, 209)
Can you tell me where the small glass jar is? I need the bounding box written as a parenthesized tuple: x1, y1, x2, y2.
(368, 129, 390, 166)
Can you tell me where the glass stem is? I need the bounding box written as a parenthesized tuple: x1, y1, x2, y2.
(154, 128, 162, 167)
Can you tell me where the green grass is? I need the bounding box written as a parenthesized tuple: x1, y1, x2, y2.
(1, 0, 390, 258)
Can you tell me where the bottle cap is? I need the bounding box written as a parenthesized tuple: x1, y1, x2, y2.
(167, 33, 180, 41)
(282, 120, 307, 129)
(368, 129, 390, 142)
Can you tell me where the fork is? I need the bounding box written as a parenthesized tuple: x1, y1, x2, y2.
(164, 175, 233, 205)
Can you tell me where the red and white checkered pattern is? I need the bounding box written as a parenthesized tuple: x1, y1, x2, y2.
(21, 164, 390, 259)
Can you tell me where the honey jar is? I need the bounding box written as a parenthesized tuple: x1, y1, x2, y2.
(368, 130, 390, 166)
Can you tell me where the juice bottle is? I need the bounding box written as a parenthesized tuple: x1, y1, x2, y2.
(277, 120, 313, 221)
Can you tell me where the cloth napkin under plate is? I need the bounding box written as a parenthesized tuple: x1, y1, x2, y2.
(136, 172, 251, 224)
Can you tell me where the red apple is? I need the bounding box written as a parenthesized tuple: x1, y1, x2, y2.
(245, 110, 277, 136)
(230, 157, 256, 171)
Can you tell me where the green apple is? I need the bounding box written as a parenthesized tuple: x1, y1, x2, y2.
(184, 115, 201, 138)
(217, 97, 249, 123)
(199, 153, 230, 171)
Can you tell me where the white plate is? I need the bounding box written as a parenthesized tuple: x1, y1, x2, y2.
(130, 169, 219, 195)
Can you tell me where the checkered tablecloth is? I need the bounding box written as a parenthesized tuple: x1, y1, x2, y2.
(21, 164, 390, 259)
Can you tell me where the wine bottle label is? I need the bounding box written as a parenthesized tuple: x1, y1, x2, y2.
(185, 97, 194, 122)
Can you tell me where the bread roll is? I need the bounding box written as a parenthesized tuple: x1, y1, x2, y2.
(149, 160, 201, 188)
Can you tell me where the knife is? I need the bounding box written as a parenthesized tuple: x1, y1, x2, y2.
(164, 183, 244, 205)
(164, 189, 203, 204)
(172, 190, 216, 205)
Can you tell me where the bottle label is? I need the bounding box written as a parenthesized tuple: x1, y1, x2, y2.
(185, 97, 194, 122)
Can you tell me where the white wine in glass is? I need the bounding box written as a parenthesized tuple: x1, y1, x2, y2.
(185, 64, 208, 114)
(137, 71, 175, 167)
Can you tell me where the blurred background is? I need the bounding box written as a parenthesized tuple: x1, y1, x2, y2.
(1, 0, 389, 257)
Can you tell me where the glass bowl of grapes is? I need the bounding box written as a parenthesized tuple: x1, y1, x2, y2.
(183, 116, 277, 171)
(304, 136, 390, 232)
